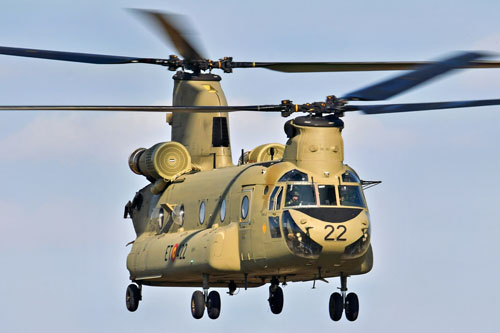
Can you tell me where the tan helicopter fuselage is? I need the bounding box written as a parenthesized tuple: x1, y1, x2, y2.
(125, 73, 373, 288)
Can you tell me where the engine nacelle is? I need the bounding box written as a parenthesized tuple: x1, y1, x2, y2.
(240, 143, 285, 164)
(128, 142, 192, 181)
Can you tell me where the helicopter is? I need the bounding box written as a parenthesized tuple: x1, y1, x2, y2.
(1, 9, 500, 322)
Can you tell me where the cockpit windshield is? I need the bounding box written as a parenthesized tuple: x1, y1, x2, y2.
(274, 169, 367, 209)
(285, 184, 316, 207)
(318, 185, 337, 206)
(339, 185, 366, 208)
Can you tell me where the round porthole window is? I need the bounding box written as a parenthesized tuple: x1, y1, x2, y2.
(173, 204, 184, 226)
(241, 196, 249, 219)
(220, 199, 226, 222)
(199, 201, 206, 224)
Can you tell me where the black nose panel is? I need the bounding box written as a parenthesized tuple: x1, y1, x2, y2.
(293, 207, 362, 223)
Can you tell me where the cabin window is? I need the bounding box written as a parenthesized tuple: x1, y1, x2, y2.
(278, 169, 308, 182)
(285, 184, 316, 207)
(339, 185, 366, 208)
(268, 216, 282, 238)
(158, 208, 165, 228)
(342, 170, 360, 183)
(241, 196, 249, 219)
(199, 201, 206, 224)
(172, 204, 185, 226)
(220, 199, 226, 222)
(151, 207, 165, 229)
(318, 185, 337, 206)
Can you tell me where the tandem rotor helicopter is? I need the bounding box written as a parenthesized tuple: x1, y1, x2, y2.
(1, 9, 500, 322)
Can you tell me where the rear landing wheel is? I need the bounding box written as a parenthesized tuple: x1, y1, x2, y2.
(329, 292, 343, 321)
(268, 285, 284, 314)
(191, 290, 205, 319)
(125, 284, 141, 312)
(207, 291, 221, 319)
(345, 293, 359, 321)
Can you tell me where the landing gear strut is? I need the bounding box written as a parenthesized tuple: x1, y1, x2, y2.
(268, 277, 284, 314)
(190, 274, 222, 320)
(329, 274, 359, 321)
(125, 283, 141, 312)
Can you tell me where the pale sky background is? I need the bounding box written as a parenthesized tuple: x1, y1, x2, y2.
(1, 0, 500, 332)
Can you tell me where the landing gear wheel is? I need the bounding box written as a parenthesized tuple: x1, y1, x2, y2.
(207, 291, 221, 319)
(329, 292, 343, 321)
(345, 293, 359, 321)
(268, 285, 284, 314)
(191, 290, 205, 319)
(125, 284, 141, 312)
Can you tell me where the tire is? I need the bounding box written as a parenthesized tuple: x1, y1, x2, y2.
(191, 290, 205, 319)
(345, 293, 359, 321)
(126, 284, 140, 312)
(268, 286, 284, 314)
(207, 290, 221, 319)
(329, 292, 343, 321)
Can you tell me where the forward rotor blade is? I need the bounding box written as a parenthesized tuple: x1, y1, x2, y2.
(131, 9, 205, 61)
(0, 46, 167, 65)
(341, 52, 487, 101)
(348, 99, 500, 114)
(237, 61, 500, 73)
(0, 105, 283, 112)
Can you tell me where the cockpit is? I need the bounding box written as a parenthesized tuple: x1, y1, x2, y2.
(269, 169, 367, 210)
(267, 168, 369, 260)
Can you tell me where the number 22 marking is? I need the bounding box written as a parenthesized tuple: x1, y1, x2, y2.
(324, 225, 347, 241)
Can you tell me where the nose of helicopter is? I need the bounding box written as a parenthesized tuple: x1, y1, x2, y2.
(286, 207, 370, 259)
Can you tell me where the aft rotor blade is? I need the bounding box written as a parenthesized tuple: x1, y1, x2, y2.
(341, 52, 487, 101)
(131, 9, 205, 61)
(0, 46, 167, 65)
(0, 105, 283, 112)
(348, 99, 500, 114)
(236, 60, 500, 73)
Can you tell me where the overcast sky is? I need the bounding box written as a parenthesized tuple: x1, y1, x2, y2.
(1, 0, 500, 332)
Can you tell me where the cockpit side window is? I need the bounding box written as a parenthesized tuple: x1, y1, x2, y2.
(342, 170, 361, 183)
(276, 187, 283, 210)
(268, 186, 284, 211)
(278, 169, 308, 182)
(285, 184, 316, 207)
(268, 186, 280, 210)
(339, 185, 366, 208)
(318, 185, 337, 206)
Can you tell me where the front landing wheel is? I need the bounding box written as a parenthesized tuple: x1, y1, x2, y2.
(191, 290, 205, 319)
(345, 293, 359, 321)
(125, 284, 141, 312)
(268, 286, 284, 314)
(207, 291, 221, 319)
(329, 292, 343, 321)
